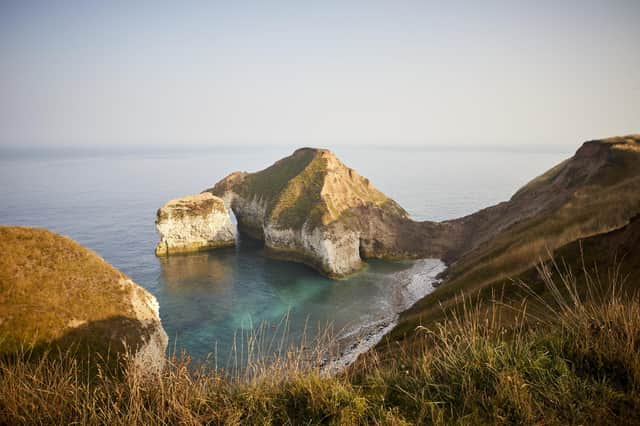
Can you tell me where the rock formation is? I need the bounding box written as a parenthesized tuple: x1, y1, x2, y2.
(207, 148, 455, 278)
(166, 135, 639, 282)
(155, 192, 235, 256)
(434, 134, 640, 283)
(393, 134, 640, 339)
(0, 227, 168, 375)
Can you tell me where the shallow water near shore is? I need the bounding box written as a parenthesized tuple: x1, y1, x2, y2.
(0, 145, 571, 367)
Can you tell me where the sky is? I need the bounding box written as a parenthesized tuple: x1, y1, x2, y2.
(0, 0, 638, 148)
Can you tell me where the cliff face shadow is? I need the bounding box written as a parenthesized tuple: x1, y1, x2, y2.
(1, 315, 153, 378)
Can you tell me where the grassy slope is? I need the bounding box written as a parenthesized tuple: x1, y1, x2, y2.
(391, 136, 640, 339)
(211, 148, 328, 229)
(0, 227, 145, 359)
(269, 150, 328, 229)
(240, 148, 318, 211)
(2, 261, 638, 425)
(213, 147, 404, 231)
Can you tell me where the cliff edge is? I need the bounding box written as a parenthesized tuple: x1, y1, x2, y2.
(391, 134, 640, 339)
(0, 227, 168, 374)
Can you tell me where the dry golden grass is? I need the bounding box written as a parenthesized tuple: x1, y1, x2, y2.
(397, 136, 640, 336)
(212, 147, 405, 233)
(269, 150, 328, 229)
(0, 227, 138, 354)
(2, 260, 639, 425)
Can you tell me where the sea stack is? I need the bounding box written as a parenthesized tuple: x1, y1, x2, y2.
(207, 148, 454, 278)
(155, 193, 236, 256)
(0, 226, 168, 375)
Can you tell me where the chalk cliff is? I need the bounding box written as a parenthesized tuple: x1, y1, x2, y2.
(207, 148, 455, 278)
(0, 227, 168, 375)
(155, 193, 235, 256)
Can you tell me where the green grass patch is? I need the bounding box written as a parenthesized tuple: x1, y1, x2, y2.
(269, 151, 328, 230)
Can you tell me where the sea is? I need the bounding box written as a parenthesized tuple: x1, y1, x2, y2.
(0, 145, 572, 368)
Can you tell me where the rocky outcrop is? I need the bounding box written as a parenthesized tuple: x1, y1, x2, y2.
(392, 135, 640, 340)
(155, 193, 235, 256)
(434, 135, 640, 282)
(207, 148, 457, 278)
(169, 135, 639, 282)
(0, 227, 168, 375)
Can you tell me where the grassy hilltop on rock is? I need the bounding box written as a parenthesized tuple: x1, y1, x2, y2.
(208, 147, 459, 278)
(210, 147, 406, 233)
(0, 227, 168, 373)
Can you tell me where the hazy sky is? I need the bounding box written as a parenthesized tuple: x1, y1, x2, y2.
(1, 0, 638, 147)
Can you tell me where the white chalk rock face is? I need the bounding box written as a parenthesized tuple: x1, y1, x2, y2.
(264, 223, 364, 278)
(155, 193, 236, 256)
(123, 278, 169, 375)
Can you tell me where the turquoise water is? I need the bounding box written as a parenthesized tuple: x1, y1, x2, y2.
(0, 145, 572, 365)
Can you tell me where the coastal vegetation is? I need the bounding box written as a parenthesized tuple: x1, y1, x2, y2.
(0, 227, 142, 355)
(2, 260, 638, 424)
(268, 149, 328, 229)
(211, 147, 403, 231)
(393, 135, 640, 340)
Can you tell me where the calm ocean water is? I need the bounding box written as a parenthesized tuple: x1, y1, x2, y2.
(0, 145, 572, 365)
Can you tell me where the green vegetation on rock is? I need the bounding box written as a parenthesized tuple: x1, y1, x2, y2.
(269, 150, 328, 229)
(241, 148, 317, 205)
(211, 147, 406, 232)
